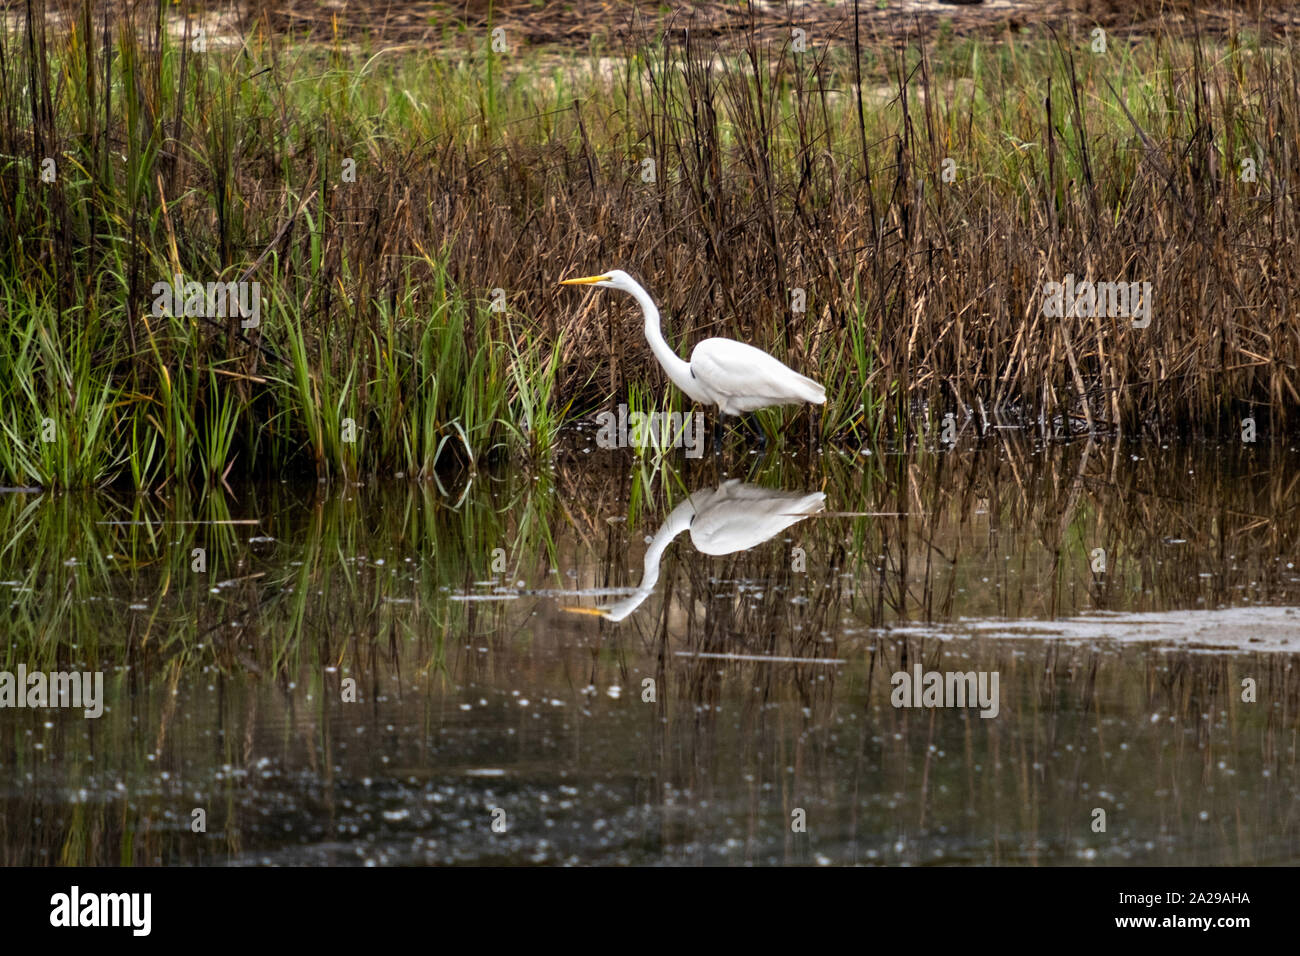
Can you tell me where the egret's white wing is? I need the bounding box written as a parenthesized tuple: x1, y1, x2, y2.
(690, 338, 825, 415)
(689, 480, 826, 554)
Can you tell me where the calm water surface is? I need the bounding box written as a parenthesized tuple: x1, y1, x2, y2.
(2, 437, 1298, 865)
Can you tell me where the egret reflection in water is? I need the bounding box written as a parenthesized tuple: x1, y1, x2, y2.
(574, 478, 826, 622)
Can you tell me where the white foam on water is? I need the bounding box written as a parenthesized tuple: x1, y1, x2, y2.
(890, 606, 1300, 653)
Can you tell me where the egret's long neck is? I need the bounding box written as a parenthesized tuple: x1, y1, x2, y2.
(636, 498, 696, 592)
(601, 498, 695, 622)
(626, 281, 696, 394)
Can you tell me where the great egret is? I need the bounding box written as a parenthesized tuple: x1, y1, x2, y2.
(567, 480, 826, 622)
(559, 270, 826, 423)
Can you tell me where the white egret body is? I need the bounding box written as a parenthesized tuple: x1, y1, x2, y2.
(560, 270, 826, 415)
(575, 480, 826, 622)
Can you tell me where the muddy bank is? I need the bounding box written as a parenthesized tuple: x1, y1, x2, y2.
(237, 1, 1300, 48)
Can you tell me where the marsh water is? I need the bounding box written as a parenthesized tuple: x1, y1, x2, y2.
(2, 436, 1299, 866)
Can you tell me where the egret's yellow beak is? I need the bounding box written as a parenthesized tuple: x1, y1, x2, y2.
(561, 606, 609, 617)
(559, 274, 609, 286)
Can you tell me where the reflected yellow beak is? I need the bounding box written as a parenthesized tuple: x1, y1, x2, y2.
(559, 274, 609, 286)
(561, 606, 609, 617)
